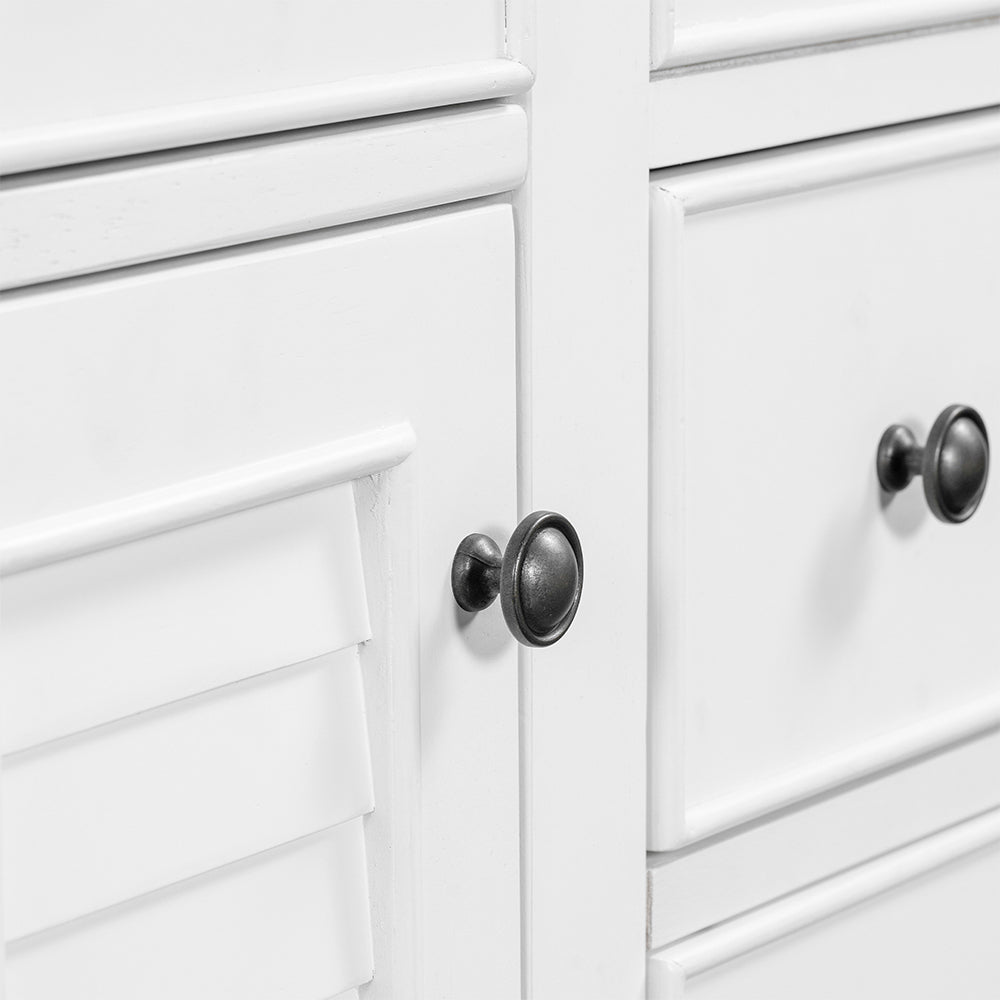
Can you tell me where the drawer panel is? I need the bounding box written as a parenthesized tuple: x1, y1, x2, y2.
(6, 822, 374, 1000)
(0, 0, 511, 170)
(648, 109, 1000, 849)
(648, 808, 1000, 999)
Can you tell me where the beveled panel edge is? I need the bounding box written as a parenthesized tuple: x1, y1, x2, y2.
(648, 807, 1000, 994)
(1, 104, 528, 290)
(651, 0, 1000, 70)
(649, 27, 1000, 168)
(0, 58, 533, 174)
(0, 423, 416, 575)
(650, 106, 1000, 214)
(647, 726, 1000, 950)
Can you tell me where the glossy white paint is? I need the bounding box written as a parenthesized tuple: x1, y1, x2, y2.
(0, 60, 531, 175)
(2, 0, 513, 167)
(649, 21, 1000, 167)
(649, 109, 1000, 849)
(506, 0, 649, 995)
(0, 205, 520, 997)
(652, 0, 1000, 68)
(0, 105, 528, 288)
(648, 726, 1000, 948)
(6, 822, 375, 1000)
(0, 484, 371, 751)
(4, 649, 372, 939)
(648, 809, 1000, 998)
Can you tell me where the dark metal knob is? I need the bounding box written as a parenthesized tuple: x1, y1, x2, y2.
(451, 511, 583, 647)
(877, 404, 989, 523)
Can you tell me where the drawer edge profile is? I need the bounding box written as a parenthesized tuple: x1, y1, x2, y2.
(0, 58, 533, 175)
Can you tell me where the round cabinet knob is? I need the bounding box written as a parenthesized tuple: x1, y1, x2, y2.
(877, 404, 989, 523)
(451, 511, 583, 647)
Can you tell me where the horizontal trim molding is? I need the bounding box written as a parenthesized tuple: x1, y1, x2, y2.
(651, 106, 1000, 214)
(0, 59, 533, 174)
(0, 423, 415, 575)
(648, 25, 1000, 168)
(1, 104, 528, 289)
(653, 2, 1000, 69)
(649, 806, 1000, 983)
(647, 727, 1000, 950)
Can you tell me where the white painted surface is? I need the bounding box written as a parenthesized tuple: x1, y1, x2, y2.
(649, 22, 1000, 167)
(0, 484, 370, 752)
(648, 726, 1000, 948)
(6, 822, 375, 1000)
(649, 110, 1000, 848)
(1, 0, 510, 165)
(648, 809, 1000, 999)
(653, 0, 1000, 67)
(3, 648, 372, 939)
(0, 425, 413, 574)
(0, 205, 520, 996)
(0, 60, 533, 175)
(1, 105, 528, 288)
(506, 0, 649, 995)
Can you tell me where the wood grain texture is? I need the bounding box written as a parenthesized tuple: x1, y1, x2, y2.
(648, 109, 1000, 849)
(1, 106, 528, 288)
(648, 809, 1000, 998)
(649, 22, 1000, 167)
(3, 648, 373, 939)
(6, 823, 375, 1000)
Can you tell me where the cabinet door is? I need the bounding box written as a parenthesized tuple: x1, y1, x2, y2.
(0, 205, 519, 999)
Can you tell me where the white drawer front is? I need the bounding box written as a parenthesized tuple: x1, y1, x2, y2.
(1, 0, 511, 170)
(648, 109, 1000, 849)
(649, 809, 1000, 999)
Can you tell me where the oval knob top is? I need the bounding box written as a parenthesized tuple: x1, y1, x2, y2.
(451, 511, 583, 647)
(518, 525, 581, 637)
(927, 407, 989, 522)
(877, 404, 989, 523)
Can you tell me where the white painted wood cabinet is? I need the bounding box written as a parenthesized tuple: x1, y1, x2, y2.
(2, 0, 998, 997)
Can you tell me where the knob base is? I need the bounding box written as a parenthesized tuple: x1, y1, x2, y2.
(876, 424, 921, 493)
(451, 533, 503, 612)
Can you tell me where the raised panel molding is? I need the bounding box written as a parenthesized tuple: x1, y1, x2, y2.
(648, 20, 1000, 167)
(0, 59, 532, 175)
(1, 105, 529, 289)
(648, 109, 1000, 849)
(652, 0, 1000, 69)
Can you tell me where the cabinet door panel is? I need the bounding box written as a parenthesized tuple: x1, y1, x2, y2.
(0, 204, 519, 998)
(648, 109, 1000, 849)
